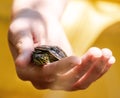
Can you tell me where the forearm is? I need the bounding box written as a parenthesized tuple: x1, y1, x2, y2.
(12, 0, 68, 19)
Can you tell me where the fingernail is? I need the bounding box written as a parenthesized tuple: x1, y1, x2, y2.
(108, 56, 116, 64)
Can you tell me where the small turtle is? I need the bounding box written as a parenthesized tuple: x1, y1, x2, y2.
(32, 45, 67, 66)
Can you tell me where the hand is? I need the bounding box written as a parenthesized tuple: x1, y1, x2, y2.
(18, 47, 114, 91)
(8, 8, 115, 91)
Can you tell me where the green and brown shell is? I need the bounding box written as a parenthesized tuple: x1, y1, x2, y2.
(32, 45, 67, 66)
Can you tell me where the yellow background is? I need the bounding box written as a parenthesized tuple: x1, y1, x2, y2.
(0, 0, 120, 98)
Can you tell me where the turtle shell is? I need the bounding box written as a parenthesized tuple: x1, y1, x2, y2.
(32, 45, 67, 66)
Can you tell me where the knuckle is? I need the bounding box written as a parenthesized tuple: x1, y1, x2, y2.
(9, 19, 29, 34)
(9, 21, 19, 33)
(94, 61, 104, 73)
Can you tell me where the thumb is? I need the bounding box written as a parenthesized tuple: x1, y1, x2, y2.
(15, 36, 34, 68)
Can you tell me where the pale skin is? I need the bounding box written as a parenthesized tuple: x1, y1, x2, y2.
(8, 0, 116, 91)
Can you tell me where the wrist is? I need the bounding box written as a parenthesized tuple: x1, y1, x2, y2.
(12, 0, 68, 20)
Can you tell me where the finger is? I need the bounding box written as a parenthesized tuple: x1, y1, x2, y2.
(97, 56, 116, 79)
(53, 47, 102, 86)
(71, 48, 115, 90)
(96, 48, 115, 78)
(95, 48, 115, 78)
(8, 30, 34, 68)
(71, 60, 105, 90)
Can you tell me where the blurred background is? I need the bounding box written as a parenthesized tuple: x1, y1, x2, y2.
(0, 0, 120, 98)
